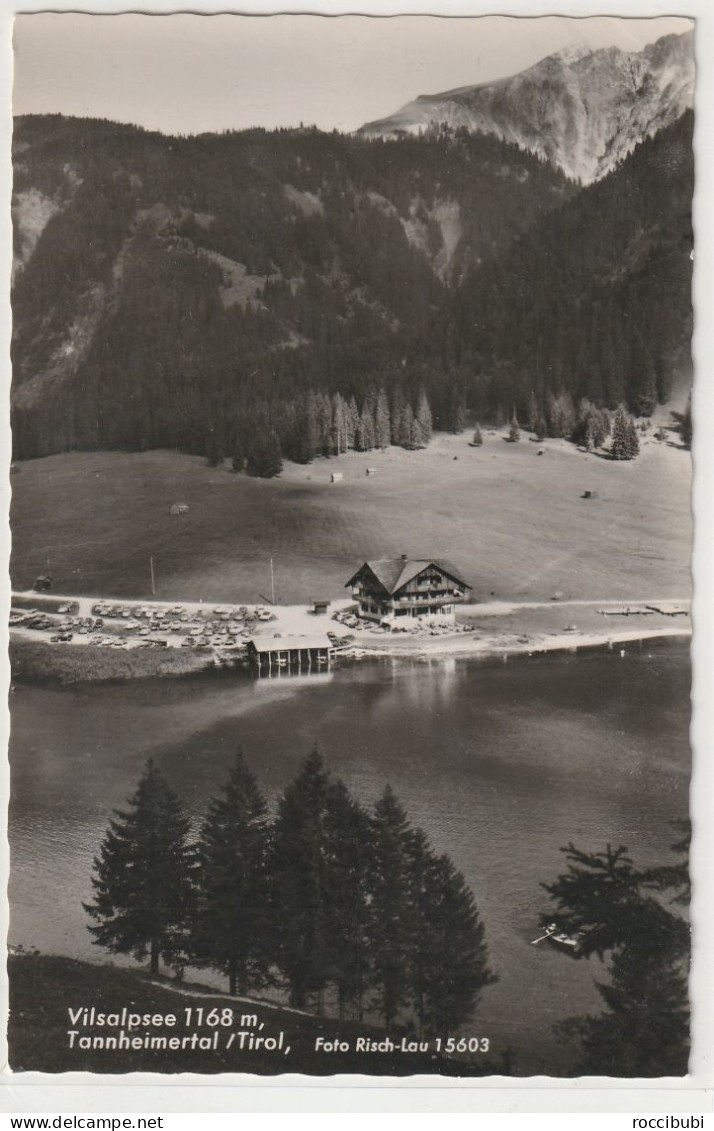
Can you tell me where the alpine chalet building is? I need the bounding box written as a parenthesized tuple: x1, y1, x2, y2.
(346, 557, 471, 627)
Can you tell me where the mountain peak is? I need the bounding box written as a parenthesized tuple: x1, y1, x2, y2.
(358, 30, 694, 184)
(552, 42, 594, 67)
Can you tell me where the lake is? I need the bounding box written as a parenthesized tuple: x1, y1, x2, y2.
(8, 641, 690, 1075)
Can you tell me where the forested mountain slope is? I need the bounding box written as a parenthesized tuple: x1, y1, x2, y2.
(11, 116, 570, 459)
(449, 111, 694, 420)
(10, 109, 692, 463)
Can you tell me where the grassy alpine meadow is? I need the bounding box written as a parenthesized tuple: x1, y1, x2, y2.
(10, 429, 692, 605)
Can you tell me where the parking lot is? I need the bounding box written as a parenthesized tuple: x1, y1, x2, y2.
(9, 595, 280, 656)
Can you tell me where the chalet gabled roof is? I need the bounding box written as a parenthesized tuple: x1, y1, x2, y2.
(346, 558, 471, 595)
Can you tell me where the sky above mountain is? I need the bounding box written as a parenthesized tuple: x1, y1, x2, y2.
(13, 12, 693, 136)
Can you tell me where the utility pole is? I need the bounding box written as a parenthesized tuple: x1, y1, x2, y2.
(150, 556, 156, 597)
(270, 558, 275, 606)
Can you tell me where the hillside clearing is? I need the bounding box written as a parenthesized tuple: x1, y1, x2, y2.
(10, 431, 691, 605)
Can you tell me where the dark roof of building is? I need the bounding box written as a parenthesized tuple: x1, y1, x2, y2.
(346, 558, 471, 595)
(248, 634, 332, 654)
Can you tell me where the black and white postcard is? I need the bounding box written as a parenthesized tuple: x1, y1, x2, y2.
(4, 6, 708, 1093)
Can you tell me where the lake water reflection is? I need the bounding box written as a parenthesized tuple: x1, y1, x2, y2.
(9, 642, 690, 1075)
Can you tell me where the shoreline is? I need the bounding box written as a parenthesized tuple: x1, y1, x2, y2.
(10, 590, 691, 683)
(343, 626, 691, 662)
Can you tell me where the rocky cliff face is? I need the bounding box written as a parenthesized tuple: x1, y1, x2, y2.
(359, 30, 694, 183)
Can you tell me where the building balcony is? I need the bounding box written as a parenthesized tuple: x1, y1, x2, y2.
(389, 595, 464, 609)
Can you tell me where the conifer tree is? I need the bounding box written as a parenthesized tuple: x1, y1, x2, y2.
(547, 391, 576, 439)
(627, 417, 640, 459)
(410, 416, 426, 450)
(292, 395, 319, 463)
(397, 403, 415, 448)
(192, 751, 272, 996)
(270, 750, 332, 1011)
(409, 830, 496, 1037)
(546, 391, 564, 437)
(671, 394, 692, 449)
(507, 415, 521, 442)
(472, 423, 483, 446)
(611, 405, 638, 460)
(559, 392, 577, 439)
(447, 389, 466, 434)
(323, 781, 374, 1020)
(368, 786, 416, 1032)
(542, 841, 690, 1076)
(374, 388, 392, 449)
(534, 413, 548, 442)
(356, 402, 376, 452)
(246, 431, 283, 478)
(84, 761, 195, 976)
(315, 392, 333, 456)
(331, 392, 348, 455)
(527, 390, 539, 433)
(390, 386, 407, 445)
(573, 399, 610, 449)
(630, 335, 658, 417)
(346, 397, 360, 450)
(415, 389, 433, 446)
(206, 430, 224, 467)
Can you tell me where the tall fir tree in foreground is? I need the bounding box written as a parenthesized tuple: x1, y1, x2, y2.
(409, 830, 497, 1037)
(367, 786, 417, 1032)
(270, 749, 333, 1011)
(542, 838, 690, 1076)
(84, 760, 195, 976)
(192, 751, 272, 995)
(323, 780, 374, 1020)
